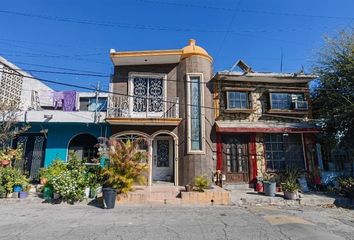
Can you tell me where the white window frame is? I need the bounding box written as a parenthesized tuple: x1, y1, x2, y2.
(128, 72, 167, 117)
(186, 73, 205, 154)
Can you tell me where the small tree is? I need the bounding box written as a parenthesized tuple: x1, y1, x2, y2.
(100, 139, 148, 193)
(312, 29, 354, 150)
(0, 101, 29, 148)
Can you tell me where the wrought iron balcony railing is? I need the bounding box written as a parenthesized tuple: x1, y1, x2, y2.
(107, 96, 179, 118)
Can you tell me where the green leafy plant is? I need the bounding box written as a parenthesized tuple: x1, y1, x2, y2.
(39, 159, 67, 183)
(280, 167, 301, 183)
(193, 175, 210, 192)
(281, 180, 299, 193)
(263, 172, 277, 183)
(100, 139, 148, 194)
(0, 167, 29, 192)
(0, 147, 23, 166)
(0, 185, 6, 196)
(337, 176, 354, 199)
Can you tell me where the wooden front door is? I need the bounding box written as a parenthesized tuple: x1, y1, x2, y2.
(222, 135, 249, 183)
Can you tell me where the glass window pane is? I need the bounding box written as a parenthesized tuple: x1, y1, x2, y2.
(190, 76, 202, 151)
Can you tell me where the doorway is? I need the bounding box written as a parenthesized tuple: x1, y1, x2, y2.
(152, 136, 174, 182)
(222, 134, 250, 183)
(13, 133, 46, 181)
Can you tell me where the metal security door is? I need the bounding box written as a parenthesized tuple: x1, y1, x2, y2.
(152, 137, 173, 182)
(14, 134, 46, 181)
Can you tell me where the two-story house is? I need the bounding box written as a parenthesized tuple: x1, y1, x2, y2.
(212, 61, 319, 185)
(106, 39, 215, 186)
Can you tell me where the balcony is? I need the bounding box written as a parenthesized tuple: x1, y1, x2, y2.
(106, 96, 181, 126)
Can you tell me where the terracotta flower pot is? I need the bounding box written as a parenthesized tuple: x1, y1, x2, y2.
(255, 182, 263, 192)
(40, 178, 48, 185)
(1, 160, 10, 166)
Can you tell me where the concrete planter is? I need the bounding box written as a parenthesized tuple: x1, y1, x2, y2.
(284, 191, 297, 200)
(181, 187, 231, 205)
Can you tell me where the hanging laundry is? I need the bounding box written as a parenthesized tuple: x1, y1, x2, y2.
(53, 91, 64, 109)
(63, 91, 77, 111)
(38, 90, 53, 107)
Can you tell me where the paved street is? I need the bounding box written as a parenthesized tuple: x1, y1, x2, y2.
(0, 202, 353, 240)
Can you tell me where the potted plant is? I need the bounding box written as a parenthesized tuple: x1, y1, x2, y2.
(0, 147, 23, 167)
(185, 184, 193, 192)
(255, 176, 264, 192)
(100, 139, 148, 209)
(281, 180, 299, 200)
(50, 154, 87, 204)
(193, 175, 210, 192)
(39, 159, 67, 186)
(19, 184, 31, 199)
(263, 172, 277, 197)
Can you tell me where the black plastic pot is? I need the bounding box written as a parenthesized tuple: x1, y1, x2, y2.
(102, 188, 117, 209)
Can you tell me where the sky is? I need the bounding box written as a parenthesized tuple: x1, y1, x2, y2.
(0, 0, 353, 91)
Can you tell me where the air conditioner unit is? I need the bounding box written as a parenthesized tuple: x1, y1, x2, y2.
(294, 101, 308, 110)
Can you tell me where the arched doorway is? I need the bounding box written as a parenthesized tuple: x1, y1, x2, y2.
(68, 133, 98, 163)
(151, 131, 178, 185)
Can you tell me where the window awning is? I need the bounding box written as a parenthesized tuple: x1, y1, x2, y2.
(216, 121, 320, 133)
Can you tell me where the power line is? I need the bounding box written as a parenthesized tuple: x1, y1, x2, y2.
(134, 0, 354, 20)
(0, 69, 321, 120)
(215, 0, 243, 60)
(0, 9, 343, 34)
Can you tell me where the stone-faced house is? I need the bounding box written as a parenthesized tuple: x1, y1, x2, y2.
(212, 62, 319, 185)
(107, 39, 215, 186)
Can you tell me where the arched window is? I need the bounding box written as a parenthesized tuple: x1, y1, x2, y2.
(115, 134, 148, 151)
(68, 133, 98, 163)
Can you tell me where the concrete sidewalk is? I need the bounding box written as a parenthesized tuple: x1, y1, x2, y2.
(230, 189, 354, 207)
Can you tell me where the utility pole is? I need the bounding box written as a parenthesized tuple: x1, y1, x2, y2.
(280, 48, 283, 72)
(94, 81, 101, 123)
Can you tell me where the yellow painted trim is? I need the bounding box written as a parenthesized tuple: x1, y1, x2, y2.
(180, 52, 213, 62)
(110, 49, 183, 58)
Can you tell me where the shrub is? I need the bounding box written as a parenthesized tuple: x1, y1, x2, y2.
(50, 153, 88, 204)
(101, 139, 148, 193)
(193, 175, 210, 192)
(338, 177, 354, 199)
(281, 180, 299, 192)
(39, 159, 67, 183)
(51, 170, 87, 204)
(0, 167, 29, 192)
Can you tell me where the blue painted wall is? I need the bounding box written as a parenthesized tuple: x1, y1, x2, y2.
(27, 123, 110, 167)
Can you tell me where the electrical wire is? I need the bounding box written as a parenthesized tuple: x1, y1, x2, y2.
(0, 69, 321, 122)
(0, 9, 345, 34)
(133, 0, 354, 20)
